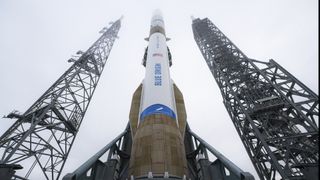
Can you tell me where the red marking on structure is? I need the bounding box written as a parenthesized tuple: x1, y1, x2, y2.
(152, 53, 163, 57)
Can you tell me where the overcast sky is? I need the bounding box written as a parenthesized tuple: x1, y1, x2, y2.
(0, 0, 318, 179)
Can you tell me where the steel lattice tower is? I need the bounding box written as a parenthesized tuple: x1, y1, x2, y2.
(0, 18, 121, 180)
(192, 17, 318, 180)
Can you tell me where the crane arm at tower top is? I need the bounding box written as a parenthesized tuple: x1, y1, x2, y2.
(0, 17, 122, 180)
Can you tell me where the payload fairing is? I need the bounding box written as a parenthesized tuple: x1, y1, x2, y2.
(128, 10, 188, 179)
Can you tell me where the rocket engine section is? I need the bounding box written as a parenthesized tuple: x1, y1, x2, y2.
(128, 10, 188, 179)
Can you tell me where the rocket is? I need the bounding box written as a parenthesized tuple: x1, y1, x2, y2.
(139, 10, 176, 125)
(128, 10, 188, 179)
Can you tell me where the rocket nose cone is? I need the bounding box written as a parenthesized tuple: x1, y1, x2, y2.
(150, 9, 165, 36)
(152, 9, 163, 18)
(151, 9, 164, 27)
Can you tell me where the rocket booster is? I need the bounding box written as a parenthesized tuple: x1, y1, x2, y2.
(128, 10, 188, 178)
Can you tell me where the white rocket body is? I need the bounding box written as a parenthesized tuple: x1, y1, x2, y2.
(129, 11, 188, 177)
(139, 11, 176, 122)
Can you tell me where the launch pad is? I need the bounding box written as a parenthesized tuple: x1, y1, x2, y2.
(0, 9, 318, 180)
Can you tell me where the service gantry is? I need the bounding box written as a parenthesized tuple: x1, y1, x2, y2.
(0, 18, 121, 180)
(192, 17, 319, 180)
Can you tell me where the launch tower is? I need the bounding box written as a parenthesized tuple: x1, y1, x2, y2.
(192, 17, 319, 180)
(0, 18, 121, 180)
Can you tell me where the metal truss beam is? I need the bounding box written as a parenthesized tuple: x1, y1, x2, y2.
(0, 18, 121, 180)
(192, 17, 318, 180)
(62, 125, 131, 180)
(184, 125, 255, 180)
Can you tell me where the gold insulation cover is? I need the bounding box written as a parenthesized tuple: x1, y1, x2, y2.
(128, 84, 188, 177)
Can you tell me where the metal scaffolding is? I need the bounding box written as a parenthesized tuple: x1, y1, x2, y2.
(0, 18, 121, 180)
(192, 17, 318, 180)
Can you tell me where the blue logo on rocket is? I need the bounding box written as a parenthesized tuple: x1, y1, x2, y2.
(140, 104, 176, 121)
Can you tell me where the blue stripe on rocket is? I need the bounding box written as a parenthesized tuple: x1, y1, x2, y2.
(140, 104, 176, 121)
